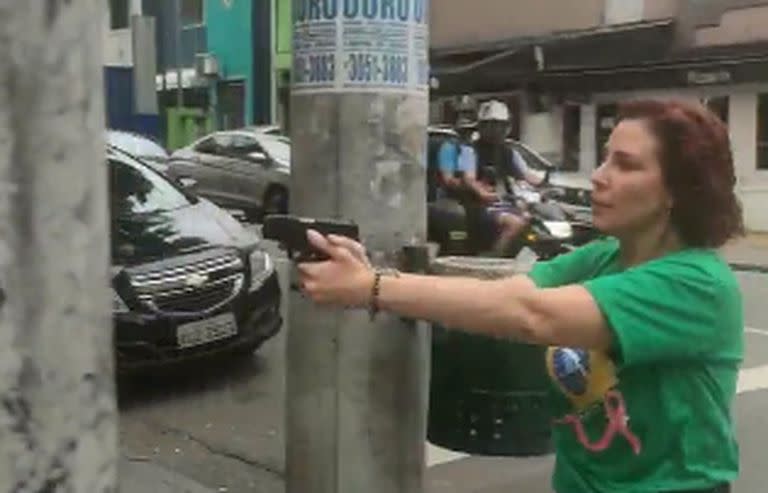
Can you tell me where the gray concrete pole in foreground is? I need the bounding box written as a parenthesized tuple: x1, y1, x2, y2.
(0, 1, 118, 491)
(287, 1, 431, 492)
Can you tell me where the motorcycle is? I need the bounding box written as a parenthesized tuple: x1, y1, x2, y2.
(427, 170, 576, 261)
(537, 184, 602, 247)
(494, 179, 576, 260)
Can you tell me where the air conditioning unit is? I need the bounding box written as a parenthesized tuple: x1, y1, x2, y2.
(195, 53, 219, 78)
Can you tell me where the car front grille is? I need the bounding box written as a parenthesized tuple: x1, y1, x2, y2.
(129, 252, 244, 315)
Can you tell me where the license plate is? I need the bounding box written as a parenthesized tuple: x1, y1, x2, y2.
(177, 313, 237, 349)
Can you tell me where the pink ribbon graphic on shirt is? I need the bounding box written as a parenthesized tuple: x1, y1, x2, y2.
(554, 390, 642, 455)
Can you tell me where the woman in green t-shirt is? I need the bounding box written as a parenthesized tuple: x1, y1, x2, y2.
(297, 99, 743, 493)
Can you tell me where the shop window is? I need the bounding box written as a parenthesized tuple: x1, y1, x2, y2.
(217, 81, 246, 130)
(181, 0, 204, 26)
(109, 0, 129, 30)
(757, 94, 768, 170)
(562, 104, 581, 171)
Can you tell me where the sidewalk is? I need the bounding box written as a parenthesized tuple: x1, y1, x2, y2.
(722, 233, 768, 272)
(119, 458, 214, 493)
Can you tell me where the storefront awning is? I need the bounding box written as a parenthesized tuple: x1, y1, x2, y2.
(431, 19, 677, 96)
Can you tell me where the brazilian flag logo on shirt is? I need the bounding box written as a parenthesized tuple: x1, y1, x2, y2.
(546, 347, 618, 412)
(545, 347, 642, 455)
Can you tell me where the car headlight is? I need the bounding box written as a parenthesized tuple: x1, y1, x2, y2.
(249, 250, 274, 291)
(542, 221, 573, 239)
(112, 288, 129, 314)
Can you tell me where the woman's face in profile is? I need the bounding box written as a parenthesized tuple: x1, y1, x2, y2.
(590, 119, 674, 238)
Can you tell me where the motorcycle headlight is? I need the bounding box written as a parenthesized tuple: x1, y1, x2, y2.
(249, 250, 274, 291)
(542, 221, 573, 239)
(112, 288, 129, 314)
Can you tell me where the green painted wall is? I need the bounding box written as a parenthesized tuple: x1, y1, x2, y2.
(167, 108, 214, 150)
(275, 0, 292, 71)
(205, 0, 254, 124)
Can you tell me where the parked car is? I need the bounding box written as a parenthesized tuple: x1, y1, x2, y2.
(508, 140, 592, 196)
(506, 139, 593, 220)
(108, 145, 281, 373)
(167, 130, 291, 221)
(107, 129, 170, 174)
(505, 140, 598, 244)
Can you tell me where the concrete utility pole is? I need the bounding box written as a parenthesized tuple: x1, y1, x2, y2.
(287, 1, 431, 492)
(0, 1, 117, 491)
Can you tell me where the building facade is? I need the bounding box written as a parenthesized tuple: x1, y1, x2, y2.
(205, 0, 274, 128)
(274, 0, 293, 131)
(104, 0, 160, 138)
(206, 0, 253, 128)
(430, 0, 768, 232)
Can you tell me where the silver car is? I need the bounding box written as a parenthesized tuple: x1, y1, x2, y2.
(168, 130, 291, 221)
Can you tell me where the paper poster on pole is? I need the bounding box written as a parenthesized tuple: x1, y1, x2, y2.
(292, 0, 429, 95)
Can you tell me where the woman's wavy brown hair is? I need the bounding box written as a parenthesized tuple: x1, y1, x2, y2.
(617, 99, 744, 248)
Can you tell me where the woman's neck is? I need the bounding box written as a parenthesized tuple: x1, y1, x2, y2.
(618, 221, 684, 268)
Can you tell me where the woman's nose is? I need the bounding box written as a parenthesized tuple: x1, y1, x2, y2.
(591, 162, 608, 189)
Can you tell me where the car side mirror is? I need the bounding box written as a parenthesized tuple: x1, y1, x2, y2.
(178, 177, 198, 192)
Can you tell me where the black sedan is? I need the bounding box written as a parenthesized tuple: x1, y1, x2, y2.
(108, 146, 281, 373)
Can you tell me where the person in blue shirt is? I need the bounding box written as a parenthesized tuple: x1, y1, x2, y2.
(435, 114, 491, 202)
(434, 112, 529, 254)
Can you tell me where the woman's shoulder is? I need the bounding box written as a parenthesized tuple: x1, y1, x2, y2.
(626, 248, 742, 311)
(528, 238, 620, 288)
(569, 237, 622, 267)
(639, 247, 737, 286)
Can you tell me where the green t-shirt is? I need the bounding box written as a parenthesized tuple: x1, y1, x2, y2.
(528, 238, 743, 493)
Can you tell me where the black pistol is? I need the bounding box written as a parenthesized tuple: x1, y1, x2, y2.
(262, 214, 360, 262)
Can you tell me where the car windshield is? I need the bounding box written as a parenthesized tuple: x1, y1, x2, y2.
(509, 141, 553, 172)
(258, 135, 291, 165)
(109, 152, 190, 218)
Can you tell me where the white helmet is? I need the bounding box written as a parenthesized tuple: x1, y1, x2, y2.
(478, 100, 510, 122)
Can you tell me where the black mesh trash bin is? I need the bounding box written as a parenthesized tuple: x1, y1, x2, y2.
(427, 256, 553, 456)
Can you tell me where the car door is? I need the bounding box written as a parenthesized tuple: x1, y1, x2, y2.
(166, 135, 215, 193)
(170, 133, 239, 206)
(224, 133, 272, 208)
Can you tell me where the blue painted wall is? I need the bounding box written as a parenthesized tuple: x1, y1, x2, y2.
(105, 67, 161, 139)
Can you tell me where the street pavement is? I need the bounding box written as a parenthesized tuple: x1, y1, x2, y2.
(721, 233, 768, 272)
(118, 234, 768, 493)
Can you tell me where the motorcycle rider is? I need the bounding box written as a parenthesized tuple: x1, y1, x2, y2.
(435, 113, 489, 202)
(433, 108, 527, 255)
(475, 99, 546, 190)
(473, 99, 545, 253)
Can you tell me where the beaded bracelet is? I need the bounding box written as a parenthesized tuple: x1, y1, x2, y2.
(368, 268, 399, 321)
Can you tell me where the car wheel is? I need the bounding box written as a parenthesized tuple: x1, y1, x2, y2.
(262, 186, 288, 218)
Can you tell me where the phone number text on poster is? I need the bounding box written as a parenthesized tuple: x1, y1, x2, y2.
(345, 53, 409, 85)
(292, 52, 412, 86)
